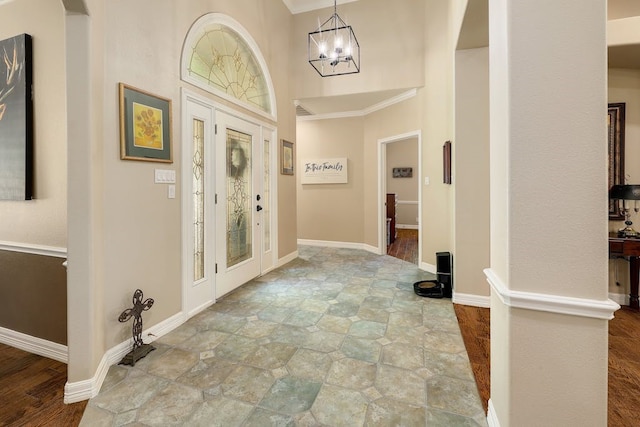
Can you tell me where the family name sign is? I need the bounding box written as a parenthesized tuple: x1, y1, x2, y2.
(301, 158, 348, 184)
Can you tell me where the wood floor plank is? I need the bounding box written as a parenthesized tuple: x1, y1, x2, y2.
(454, 303, 640, 426)
(0, 343, 87, 427)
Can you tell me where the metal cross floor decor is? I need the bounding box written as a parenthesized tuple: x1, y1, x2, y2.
(118, 289, 155, 366)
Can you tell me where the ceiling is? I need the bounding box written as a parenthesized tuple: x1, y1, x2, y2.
(295, 89, 415, 117)
(290, 0, 640, 117)
(282, 0, 358, 15)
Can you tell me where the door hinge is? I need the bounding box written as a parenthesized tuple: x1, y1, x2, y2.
(215, 124, 218, 135)
(215, 193, 218, 204)
(215, 263, 218, 274)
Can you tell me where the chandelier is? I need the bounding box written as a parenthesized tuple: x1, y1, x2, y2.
(308, 0, 360, 77)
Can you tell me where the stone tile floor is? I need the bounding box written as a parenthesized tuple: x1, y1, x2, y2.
(80, 246, 487, 426)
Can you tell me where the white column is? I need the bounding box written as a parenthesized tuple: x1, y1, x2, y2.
(486, 0, 618, 426)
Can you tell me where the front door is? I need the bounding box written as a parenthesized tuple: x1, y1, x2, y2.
(215, 111, 263, 297)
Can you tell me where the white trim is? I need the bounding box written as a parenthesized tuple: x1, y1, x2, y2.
(420, 261, 436, 274)
(297, 89, 417, 122)
(0, 240, 67, 258)
(296, 110, 363, 121)
(278, 250, 299, 267)
(453, 293, 491, 308)
(297, 239, 379, 255)
(609, 292, 628, 306)
(487, 399, 501, 427)
(484, 268, 620, 320)
(397, 200, 418, 205)
(363, 244, 379, 254)
(396, 224, 418, 230)
(64, 312, 185, 403)
(181, 13, 277, 122)
(363, 89, 418, 115)
(0, 327, 67, 363)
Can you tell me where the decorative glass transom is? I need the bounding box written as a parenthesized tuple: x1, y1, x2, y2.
(186, 24, 271, 115)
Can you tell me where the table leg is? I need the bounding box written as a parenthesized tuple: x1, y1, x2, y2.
(630, 256, 640, 310)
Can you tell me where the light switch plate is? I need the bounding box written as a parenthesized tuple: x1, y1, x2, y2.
(155, 169, 176, 184)
(168, 185, 176, 199)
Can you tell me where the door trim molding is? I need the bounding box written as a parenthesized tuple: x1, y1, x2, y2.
(180, 88, 278, 316)
(377, 131, 422, 261)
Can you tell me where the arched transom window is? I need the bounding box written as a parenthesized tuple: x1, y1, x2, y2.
(182, 14, 276, 120)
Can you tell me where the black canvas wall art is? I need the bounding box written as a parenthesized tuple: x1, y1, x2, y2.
(0, 33, 33, 200)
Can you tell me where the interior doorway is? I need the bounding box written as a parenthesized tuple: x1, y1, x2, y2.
(378, 131, 422, 265)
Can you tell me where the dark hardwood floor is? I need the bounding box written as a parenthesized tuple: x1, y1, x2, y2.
(387, 228, 418, 264)
(0, 343, 86, 427)
(454, 303, 640, 426)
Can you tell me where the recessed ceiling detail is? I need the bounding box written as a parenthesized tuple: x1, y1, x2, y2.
(282, 0, 358, 15)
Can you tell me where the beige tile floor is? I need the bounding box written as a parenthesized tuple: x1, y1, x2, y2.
(80, 246, 487, 426)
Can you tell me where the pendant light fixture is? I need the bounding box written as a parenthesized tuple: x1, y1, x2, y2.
(308, 0, 360, 77)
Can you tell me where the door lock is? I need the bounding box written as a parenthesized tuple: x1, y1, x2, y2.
(257, 205, 263, 212)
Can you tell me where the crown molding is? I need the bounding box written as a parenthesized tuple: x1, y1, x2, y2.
(296, 89, 418, 122)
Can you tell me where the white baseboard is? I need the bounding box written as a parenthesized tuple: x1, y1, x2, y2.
(608, 292, 628, 307)
(278, 250, 299, 267)
(453, 293, 490, 308)
(396, 224, 418, 230)
(64, 312, 185, 403)
(363, 243, 380, 255)
(297, 239, 385, 256)
(420, 261, 436, 274)
(0, 326, 68, 363)
(487, 399, 500, 427)
(187, 300, 214, 319)
(298, 239, 368, 251)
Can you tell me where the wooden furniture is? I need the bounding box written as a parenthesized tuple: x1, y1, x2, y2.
(386, 193, 397, 245)
(609, 234, 640, 310)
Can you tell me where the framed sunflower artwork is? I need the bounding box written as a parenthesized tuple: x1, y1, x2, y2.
(119, 83, 172, 163)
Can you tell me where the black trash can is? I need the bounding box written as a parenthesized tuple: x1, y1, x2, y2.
(436, 251, 453, 298)
(413, 252, 453, 299)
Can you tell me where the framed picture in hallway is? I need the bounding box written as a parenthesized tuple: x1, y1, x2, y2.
(119, 83, 173, 163)
(608, 102, 625, 220)
(0, 33, 33, 200)
(281, 139, 294, 175)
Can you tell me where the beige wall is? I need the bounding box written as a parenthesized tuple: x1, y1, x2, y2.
(454, 46, 490, 298)
(608, 68, 640, 298)
(296, 117, 365, 243)
(291, 0, 425, 99)
(99, 0, 295, 349)
(386, 138, 419, 227)
(0, 0, 67, 248)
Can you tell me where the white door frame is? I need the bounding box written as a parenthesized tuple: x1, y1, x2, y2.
(181, 88, 278, 318)
(377, 130, 422, 267)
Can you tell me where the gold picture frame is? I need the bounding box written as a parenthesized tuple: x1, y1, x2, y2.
(281, 139, 294, 175)
(608, 103, 625, 220)
(119, 83, 173, 163)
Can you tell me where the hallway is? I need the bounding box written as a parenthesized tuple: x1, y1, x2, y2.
(387, 229, 419, 265)
(79, 246, 486, 426)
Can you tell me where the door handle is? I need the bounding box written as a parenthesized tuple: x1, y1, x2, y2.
(257, 205, 263, 212)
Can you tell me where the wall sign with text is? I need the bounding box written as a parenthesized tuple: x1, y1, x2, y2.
(301, 158, 348, 184)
